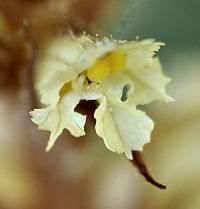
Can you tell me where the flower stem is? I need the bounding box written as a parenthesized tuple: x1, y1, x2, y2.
(131, 151, 167, 190)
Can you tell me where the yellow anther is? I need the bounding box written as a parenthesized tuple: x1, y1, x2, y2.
(87, 59, 111, 82)
(86, 51, 127, 82)
(59, 82, 71, 97)
(107, 51, 126, 73)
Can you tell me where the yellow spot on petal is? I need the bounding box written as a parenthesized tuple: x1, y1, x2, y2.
(87, 50, 127, 82)
(107, 51, 127, 73)
(59, 82, 71, 97)
(87, 59, 111, 82)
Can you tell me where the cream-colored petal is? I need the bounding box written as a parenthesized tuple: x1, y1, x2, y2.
(117, 39, 163, 60)
(36, 59, 76, 105)
(98, 72, 134, 102)
(30, 95, 85, 151)
(30, 89, 101, 151)
(119, 40, 173, 105)
(94, 97, 154, 159)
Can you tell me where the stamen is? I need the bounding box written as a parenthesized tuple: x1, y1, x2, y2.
(87, 59, 111, 82)
(107, 51, 127, 73)
(87, 50, 127, 82)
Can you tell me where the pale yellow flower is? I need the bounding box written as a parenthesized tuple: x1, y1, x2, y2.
(30, 34, 173, 159)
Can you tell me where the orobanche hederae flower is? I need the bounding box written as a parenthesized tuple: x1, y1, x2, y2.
(30, 34, 173, 160)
